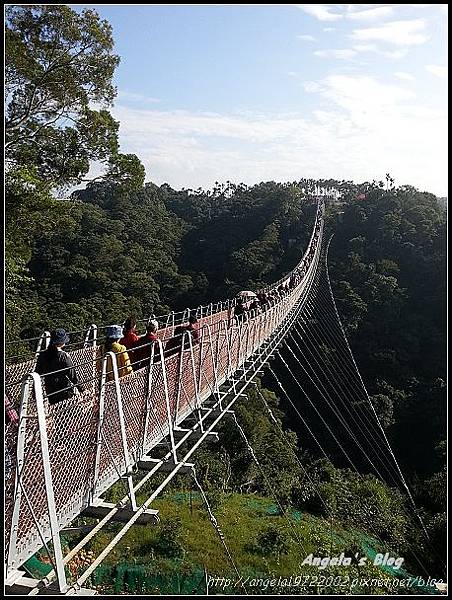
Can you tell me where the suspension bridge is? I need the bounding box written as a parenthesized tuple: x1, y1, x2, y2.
(4, 194, 434, 595)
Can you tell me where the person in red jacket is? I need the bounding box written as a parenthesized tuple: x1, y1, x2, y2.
(120, 316, 140, 349)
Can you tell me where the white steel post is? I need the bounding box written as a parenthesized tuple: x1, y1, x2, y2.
(197, 327, 204, 398)
(203, 324, 221, 405)
(7, 374, 32, 572)
(187, 332, 204, 432)
(34, 330, 51, 361)
(141, 343, 156, 456)
(83, 324, 98, 348)
(108, 351, 137, 511)
(174, 335, 185, 422)
(92, 355, 107, 501)
(33, 372, 68, 592)
(214, 321, 222, 380)
(159, 340, 178, 464)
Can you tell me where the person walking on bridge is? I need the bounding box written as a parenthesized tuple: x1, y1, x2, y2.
(133, 319, 160, 369)
(103, 325, 133, 381)
(164, 316, 199, 358)
(36, 328, 82, 404)
(120, 316, 139, 349)
(185, 315, 199, 344)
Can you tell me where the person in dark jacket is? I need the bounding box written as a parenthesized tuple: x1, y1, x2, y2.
(233, 298, 247, 324)
(133, 319, 160, 369)
(35, 328, 82, 404)
(164, 325, 186, 358)
(185, 315, 199, 344)
(248, 300, 260, 315)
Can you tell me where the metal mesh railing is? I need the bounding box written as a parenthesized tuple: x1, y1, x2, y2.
(5, 200, 325, 574)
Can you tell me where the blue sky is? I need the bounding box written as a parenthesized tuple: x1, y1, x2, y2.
(75, 4, 447, 195)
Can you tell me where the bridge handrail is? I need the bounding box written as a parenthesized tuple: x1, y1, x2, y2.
(5, 201, 324, 397)
(5, 198, 325, 363)
(5, 200, 325, 576)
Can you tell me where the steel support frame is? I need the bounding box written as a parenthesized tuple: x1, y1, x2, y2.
(7, 376, 33, 573)
(7, 204, 325, 592)
(69, 223, 325, 592)
(8, 373, 69, 592)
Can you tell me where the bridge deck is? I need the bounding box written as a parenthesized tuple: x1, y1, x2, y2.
(5, 202, 325, 586)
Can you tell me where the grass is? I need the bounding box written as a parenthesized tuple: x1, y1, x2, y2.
(80, 491, 437, 594)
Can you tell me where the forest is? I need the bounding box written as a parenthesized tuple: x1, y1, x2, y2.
(5, 5, 446, 594)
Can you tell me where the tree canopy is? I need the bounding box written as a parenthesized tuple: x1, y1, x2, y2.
(5, 5, 446, 582)
(5, 5, 144, 187)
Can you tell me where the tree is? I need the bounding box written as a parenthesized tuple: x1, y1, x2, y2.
(5, 5, 142, 188)
(5, 6, 146, 340)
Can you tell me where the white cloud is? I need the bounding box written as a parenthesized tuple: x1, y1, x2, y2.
(394, 71, 415, 81)
(107, 75, 446, 196)
(321, 75, 416, 115)
(314, 48, 358, 60)
(426, 65, 448, 79)
(384, 48, 410, 59)
(352, 43, 409, 59)
(297, 34, 316, 42)
(303, 81, 322, 93)
(117, 90, 161, 104)
(347, 6, 394, 21)
(351, 19, 429, 46)
(353, 43, 379, 52)
(323, 27, 335, 32)
(296, 4, 342, 21)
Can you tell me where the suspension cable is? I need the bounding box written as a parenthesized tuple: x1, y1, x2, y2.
(230, 411, 310, 557)
(191, 468, 247, 595)
(270, 358, 359, 472)
(301, 292, 391, 445)
(322, 242, 432, 542)
(287, 325, 402, 487)
(284, 335, 397, 486)
(254, 385, 335, 551)
(269, 355, 433, 581)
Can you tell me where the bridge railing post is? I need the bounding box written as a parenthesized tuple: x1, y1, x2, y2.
(109, 351, 138, 511)
(257, 310, 265, 350)
(84, 324, 99, 396)
(248, 315, 255, 356)
(141, 342, 156, 457)
(174, 336, 186, 422)
(242, 317, 249, 366)
(208, 303, 214, 324)
(92, 354, 107, 501)
(159, 341, 178, 463)
(226, 321, 234, 380)
(196, 327, 205, 397)
(33, 372, 68, 592)
(187, 331, 204, 431)
(7, 374, 33, 575)
(241, 318, 251, 366)
(203, 323, 222, 405)
(232, 321, 242, 382)
(34, 330, 51, 361)
(83, 324, 98, 349)
(252, 313, 259, 354)
(245, 314, 253, 358)
(164, 312, 175, 340)
(215, 320, 231, 398)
